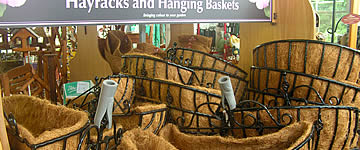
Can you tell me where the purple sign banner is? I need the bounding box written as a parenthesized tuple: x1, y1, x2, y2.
(0, 0, 272, 27)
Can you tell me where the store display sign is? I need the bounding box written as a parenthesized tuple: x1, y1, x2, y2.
(63, 80, 94, 104)
(0, 0, 272, 27)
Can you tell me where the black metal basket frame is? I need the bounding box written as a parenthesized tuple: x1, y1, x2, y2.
(249, 66, 360, 106)
(166, 45, 248, 79)
(65, 75, 168, 150)
(3, 110, 91, 150)
(253, 39, 360, 81)
(70, 74, 318, 150)
(231, 102, 359, 150)
(120, 54, 197, 85)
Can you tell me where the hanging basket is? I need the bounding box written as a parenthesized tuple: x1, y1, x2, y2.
(105, 74, 223, 135)
(167, 35, 213, 53)
(97, 31, 133, 74)
(231, 101, 359, 150)
(253, 39, 360, 82)
(158, 122, 315, 150)
(66, 76, 136, 115)
(249, 66, 360, 106)
(166, 46, 247, 79)
(165, 47, 248, 101)
(86, 103, 168, 150)
(3, 95, 89, 150)
(113, 103, 167, 134)
(121, 52, 248, 102)
(120, 53, 195, 85)
(118, 121, 315, 150)
(119, 128, 178, 150)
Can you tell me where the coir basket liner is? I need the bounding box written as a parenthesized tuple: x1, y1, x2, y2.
(250, 66, 360, 106)
(66, 77, 135, 114)
(119, 121, 315, 150)
(120, 53, 194, 85)
(253, 39, 360, 82)
(232, 104, 359, 150)
(3, 95, 89, 150)
(125, 74, 223, 133)
(166, 47, 247, 80)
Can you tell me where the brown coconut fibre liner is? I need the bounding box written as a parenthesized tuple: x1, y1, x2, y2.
(232, 105, 359, 149)
(119, 121, 314, 150)
(250, 67, 360, 106)
(3, 95, 89, 150)
(253, 39, 360, 82)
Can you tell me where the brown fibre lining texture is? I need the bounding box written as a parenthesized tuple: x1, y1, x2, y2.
(88, 102, 166, 149)
(98, 38, 123, 74)
(130, 43, 167, 59)
(232, 107, 359, 150)
(253, 40, 360, 82)
(66, 77, 135, 113)
(158, 122, 313, 150)
(89, 123, 123, 150)
(166, 35, 213, 53)
(3, 95, 89, 150)
(193, 69, 248, 103)
(119, 127, 178, 150)
(126, 51, 245, 103)
(107, 30, 133, 54)
(250, 68, 360, 106)
(121, 52, 193, 85)
(165, 46, 247, 80)
(98, 31, 133, 74)
(113, 103, 167, 133)
(112, 77, 135, 114)
(134, 77, 222, 132)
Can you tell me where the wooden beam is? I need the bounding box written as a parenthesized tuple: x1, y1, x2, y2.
(44, 54, 58, 104)
(61, 27, 68, 85)
(349, 0, 359, 49)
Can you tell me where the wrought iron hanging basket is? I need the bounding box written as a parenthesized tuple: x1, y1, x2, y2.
(166, 44, 247, 79)
(119, 121, 316, 150)
(3, 95, 90, 150)
(121, 52, 248, 102)
(120, 53, 196, 85)
(110, 74, 223, 135)
(249, 66, 360, 106)
(65, 75, 168, 149)
(253, 39, 360, 82)
(166, 46, 248, 101)
(231, 101, 359, 150)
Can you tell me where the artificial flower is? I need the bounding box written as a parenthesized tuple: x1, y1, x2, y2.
(0, 0, 27, 7)
(249, 0, 270, 10)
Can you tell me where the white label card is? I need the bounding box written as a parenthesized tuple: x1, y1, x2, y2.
(77, 82, 90, 94)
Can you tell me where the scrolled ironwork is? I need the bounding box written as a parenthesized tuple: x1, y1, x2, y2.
(247, 67, 353, 106)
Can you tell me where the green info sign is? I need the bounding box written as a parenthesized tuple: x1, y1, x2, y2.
(63, 80, 94, 104)
(0, 0, 271, 27)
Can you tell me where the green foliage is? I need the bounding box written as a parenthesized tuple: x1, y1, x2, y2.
(311, 0, 350, 42)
